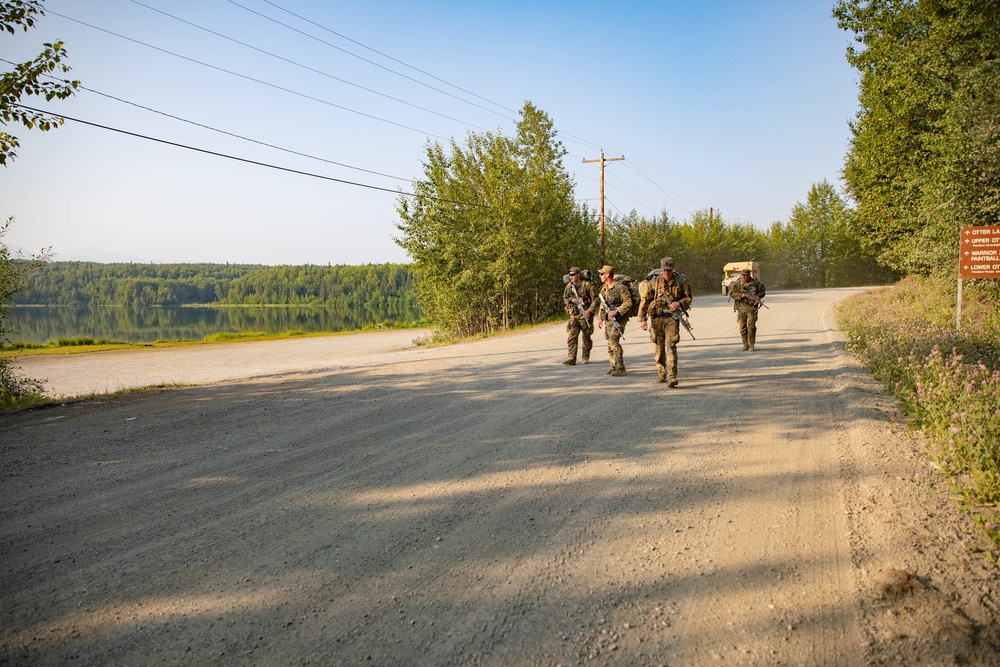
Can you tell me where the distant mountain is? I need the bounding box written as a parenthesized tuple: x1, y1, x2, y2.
(52, 247, 146, 263)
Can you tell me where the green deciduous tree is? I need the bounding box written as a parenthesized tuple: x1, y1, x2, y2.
(603, 210, 683, 281)
(678, 210, 740, 291)
(395, 102, 594, 336)
(606, 208, 773, 292)
(777, 180, 893, 287)
(765, 181, 899, 288)
(834, 0, 1000, 274)
(602, 186, 895, 293)
(1, 0, 79, 165)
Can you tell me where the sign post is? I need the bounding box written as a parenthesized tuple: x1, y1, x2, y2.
(958, 226, 1000, 330)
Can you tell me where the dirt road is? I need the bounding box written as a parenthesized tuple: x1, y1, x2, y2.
(2, 289, 997, 666)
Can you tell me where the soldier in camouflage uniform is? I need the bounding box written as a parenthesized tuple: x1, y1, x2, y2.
(637, 257, 692, 387)
(562, 267, 598, 365)
(596, 265, 633, 376)
(730, 268, 766, 351)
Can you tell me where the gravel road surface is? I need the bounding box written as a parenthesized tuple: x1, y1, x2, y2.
(2, 288, 997, 666)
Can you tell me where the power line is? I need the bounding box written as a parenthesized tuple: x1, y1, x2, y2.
(7, 63, 696, 223)
(12, 103, 486, 207)
(128, 0, 491, 133)
(231, 0, 608, 153)
(37, 12, 765, 220)
(604, 172, 682, 215)
(45, 13, 701, 215)
(47, 10, 453, 142)
(0, 56, 415, 183)
(622, 161, 699, 211)
(603, 181, 661, 217)
(250, 0, 519, 118)
(80, 86, 414, 183)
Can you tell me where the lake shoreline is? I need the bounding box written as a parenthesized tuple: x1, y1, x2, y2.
(5, 304, 423, 346)
(2, 326, 427, 357)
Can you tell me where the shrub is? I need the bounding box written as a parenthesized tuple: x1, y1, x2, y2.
(838, 275, 1000, 559)
(0, 355, 45, 409)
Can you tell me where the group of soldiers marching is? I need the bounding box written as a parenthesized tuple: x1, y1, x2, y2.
(562, 257, 766, 387)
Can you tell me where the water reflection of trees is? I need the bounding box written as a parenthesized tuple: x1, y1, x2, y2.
(6, 305, 423, 344)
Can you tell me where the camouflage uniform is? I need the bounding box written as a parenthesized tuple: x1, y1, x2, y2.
(562, 272, 599, 364)
(731, 274, 766, 351)
(597, 266, 633, 375)
(637, 259, 693, 385)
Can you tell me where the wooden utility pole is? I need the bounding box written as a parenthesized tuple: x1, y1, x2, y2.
(583, 150, 624, 266)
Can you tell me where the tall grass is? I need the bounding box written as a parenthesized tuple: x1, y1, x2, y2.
(837, 275, 1000, 560)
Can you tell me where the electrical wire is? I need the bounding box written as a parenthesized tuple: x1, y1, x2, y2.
(46, 10, 453, 142)
(604, 172, 679, 215)
(230, 0, 609, 153)
(128, 0, 491, 133)
(11, 103, 486, 207)
(623, 161, 700, 211)
(80, 86, 415, 183)
(0, 56, 415, 183)
(227, 0, 519, 120)
(31, 11, 778, 220)
(48, 9, 700, 214)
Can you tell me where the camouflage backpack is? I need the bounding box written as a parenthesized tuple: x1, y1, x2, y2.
(610, 274, 640, 320)
(579, 268, 600, 286)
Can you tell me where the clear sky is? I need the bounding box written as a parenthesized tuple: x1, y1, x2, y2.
(1, 0, 860, 265)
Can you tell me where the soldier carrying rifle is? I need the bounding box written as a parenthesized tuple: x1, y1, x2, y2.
(730, 268, 766, 351)
(596, 265, 633, 376)
(637, 257, 692, 387)
(562, 267, 598, 365)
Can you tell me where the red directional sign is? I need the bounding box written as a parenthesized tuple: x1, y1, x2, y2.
(960, 226, 1000, 279)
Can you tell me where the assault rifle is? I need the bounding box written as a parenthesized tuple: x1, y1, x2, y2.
(568, 282, 591, 332)
(733, 285, 768, 309)
(598, 293, 624, 340)
(653, 292, 696, 340)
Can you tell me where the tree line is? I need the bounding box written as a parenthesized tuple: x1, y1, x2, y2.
(603, 180, 898, 293)
(15, 262, 420, 313)
(396, 103, 899, 337)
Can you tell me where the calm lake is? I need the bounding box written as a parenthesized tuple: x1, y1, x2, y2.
(6, 305, 423, 344)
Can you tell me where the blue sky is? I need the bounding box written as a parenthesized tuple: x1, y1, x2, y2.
(1, 0, 860, 265)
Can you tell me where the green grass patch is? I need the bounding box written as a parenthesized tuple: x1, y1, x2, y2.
(3, 321, 429, 356)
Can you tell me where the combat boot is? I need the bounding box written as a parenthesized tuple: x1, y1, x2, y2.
(668, 378, 679, 388)
(656, 373, 666, 383)
(614, 352, 625, 374)
(581, 354, 590, 364)
(749, 331, 756, 351)
(562, 357, 576, 365)
(611, 367, 625, 376)
(741, 333, 749, 351)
